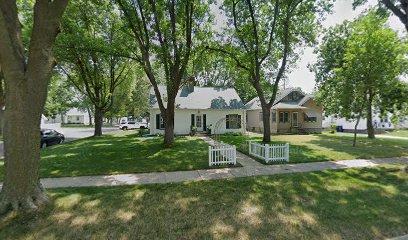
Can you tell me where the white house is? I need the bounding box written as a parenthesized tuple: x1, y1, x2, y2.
(45, 108, 92, 125)
(149, 84, 246, 135)
(323, 113, 408, 131)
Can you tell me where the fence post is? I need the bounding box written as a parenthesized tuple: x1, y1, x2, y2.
(265, 144, 270, 162)
(248, 141, 251, 156)
(285, 143, 289, 162)
(233, 145, 237, 164)
(209, 146, 212, 166)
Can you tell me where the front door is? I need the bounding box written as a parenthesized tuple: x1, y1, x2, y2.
(196, 115, 203, 131)
(292, 112, 298, 127)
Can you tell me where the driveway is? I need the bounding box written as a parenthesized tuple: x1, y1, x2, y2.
(0, 127, 120, 158)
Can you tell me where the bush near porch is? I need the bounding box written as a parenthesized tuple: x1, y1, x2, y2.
(0, 131, 215, 179)
(218, 133, 408, 164)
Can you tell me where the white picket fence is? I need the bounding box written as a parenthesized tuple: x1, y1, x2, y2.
(209, 142, 237, 166)
(248, 141, 289, 163)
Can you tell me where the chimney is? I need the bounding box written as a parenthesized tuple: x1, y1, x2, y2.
(187, 76, 195, 92)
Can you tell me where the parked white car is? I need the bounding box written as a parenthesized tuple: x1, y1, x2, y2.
(119, 121, 149, 130)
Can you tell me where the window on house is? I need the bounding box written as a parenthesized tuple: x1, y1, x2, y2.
(304, 113, 317, 122)
(271, 111, 276, 122)
(160, 116, 164, 129)
(259, 112, 263, 122)
(292, 92, 298, 101)
(156, 114, 165, 129)
(226, 114, 241, 129)
(279, 112, 289, 123)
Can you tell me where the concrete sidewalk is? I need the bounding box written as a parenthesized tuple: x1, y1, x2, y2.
(0, 156, 404, 189)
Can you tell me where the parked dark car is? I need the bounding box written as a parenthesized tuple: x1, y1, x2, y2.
(40, 129, 65, 148)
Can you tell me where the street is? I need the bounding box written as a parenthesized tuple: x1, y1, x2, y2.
(0, 127, 120, 158)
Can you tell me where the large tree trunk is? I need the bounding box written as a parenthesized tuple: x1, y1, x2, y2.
(163, 102, 175, 146)
(0, 0, 68, 214)
(261, 106, 271, 143)
(94, 107, 104, 136)
(0, 76, 48, 213)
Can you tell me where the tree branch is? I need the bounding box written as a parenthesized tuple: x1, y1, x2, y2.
(260, 0, 280, 64)
(381, 0, 408, 29)
(205, 46, 250, 72)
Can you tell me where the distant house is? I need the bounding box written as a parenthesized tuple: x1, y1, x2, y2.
(149, 83, 246, 135)
(323, 114, 408, 131)
(45, 108, 92, 125)
(246, 88, 323, 134)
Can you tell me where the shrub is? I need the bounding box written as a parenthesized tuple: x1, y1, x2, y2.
(223, 132, 242, 136)
(329, 124, 336, 134)
(138, 129, 148, 137)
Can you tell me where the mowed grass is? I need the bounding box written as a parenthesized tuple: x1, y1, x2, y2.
(217, 133, 408, 164)
(0, 131, 211, 179)
(384, 129, 408, 138)
(1, 165, 407, 239)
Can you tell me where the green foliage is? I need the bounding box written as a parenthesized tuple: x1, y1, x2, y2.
(329, 124, 337, 134)
(55, 0, 137, 115)
(313, 10, 408, 122)
(137, 129, 148, 137)
(207, 0, 333, 142)
(43, 74, 76, 118)
(215, 0, 334, 95)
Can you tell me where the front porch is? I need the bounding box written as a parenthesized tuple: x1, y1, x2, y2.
(272, 107, 321, 134)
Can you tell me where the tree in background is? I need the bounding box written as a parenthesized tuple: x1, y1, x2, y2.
(207, 0, 333, 143)
(43, 74, 76, 122)
(116, 0, 212, 146)
(56, 0, 135, 136)
(313, 10, 408, 144)
(0, 0, 69, 214)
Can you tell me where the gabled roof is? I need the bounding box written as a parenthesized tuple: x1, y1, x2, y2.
(245, 88, 312, 110)
(150, 85, 245, 110)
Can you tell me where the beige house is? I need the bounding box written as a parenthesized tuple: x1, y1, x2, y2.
(246, 88, 322, 134)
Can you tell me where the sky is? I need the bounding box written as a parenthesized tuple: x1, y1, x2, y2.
(287, 0, 405, 93)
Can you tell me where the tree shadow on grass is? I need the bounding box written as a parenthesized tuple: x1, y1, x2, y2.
(0, 165, 407, 239)
(309, 135, 408, 160)
(0, 135, 219, 181)
(37, 136, 214, 178)
(219, 135, 330, 164)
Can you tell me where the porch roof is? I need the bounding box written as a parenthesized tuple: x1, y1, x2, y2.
(271, 103, 307, 110)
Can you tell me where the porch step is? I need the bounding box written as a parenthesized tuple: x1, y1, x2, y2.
(297, 128, 309, 135)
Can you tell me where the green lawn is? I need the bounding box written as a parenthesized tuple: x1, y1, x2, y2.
(0, 131, 213, 179)
(217, 133, 408, 164)
(1, 165, 407, 239)
(384, 129, 408, 138)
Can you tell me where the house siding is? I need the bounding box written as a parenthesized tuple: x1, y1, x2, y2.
(150, 108, 246, 135)
(246, 98, 322, 134)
